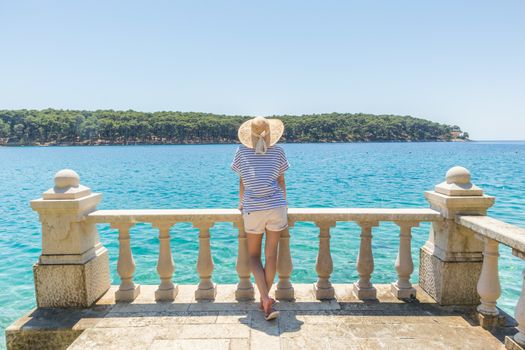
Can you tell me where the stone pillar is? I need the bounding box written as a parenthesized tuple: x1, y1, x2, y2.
(511, 269, 525, 347)
(353, 221, 378, 300)
(154, 222, 177, 301)
(419, 166, 495, 305)
(194, 221, 217, 301)
(30, 169, 110, 308)
(477, 238, 501, 316)
(392, 221, 418, 299)
(313, 220, 336, 300)
(275, 225, 294, 301)
(234, 222, 255, 301)
(113, 222, 140, 302)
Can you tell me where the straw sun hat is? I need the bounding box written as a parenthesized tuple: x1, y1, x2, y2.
(238, 117, 284, 154)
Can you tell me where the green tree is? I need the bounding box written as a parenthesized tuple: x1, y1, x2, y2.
(0, 120, 10, 139)
(0, 109, 463, 145)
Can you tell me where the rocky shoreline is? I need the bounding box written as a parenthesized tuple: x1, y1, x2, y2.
(0, 138, 469, 147)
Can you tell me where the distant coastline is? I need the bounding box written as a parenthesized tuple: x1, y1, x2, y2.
(0, 139, 470, 147)
(0, 109, 468, 146)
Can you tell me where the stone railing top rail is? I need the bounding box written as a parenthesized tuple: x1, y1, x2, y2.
(86, 207, 441, 224)
(456, 215, 525, 256)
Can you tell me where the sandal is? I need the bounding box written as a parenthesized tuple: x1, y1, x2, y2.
(259, 297, 276, 311)
(262, 298, 279, 321)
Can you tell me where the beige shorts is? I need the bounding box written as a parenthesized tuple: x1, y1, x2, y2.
(242, 206, 288, 234)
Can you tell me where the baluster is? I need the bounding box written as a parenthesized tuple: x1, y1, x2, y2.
(153, 222, 178, 301)
(314, 221, 336, 300)
(391, 221, 418, 299)
(477, 238, 500, 316)
(513, 268, 525, 346)
(276, 225, 294, 301)
(112, 222, 141, 302)
(233, 221, 254, 301)
(194, 221, 216, 301)
(353, 221, 379, 300)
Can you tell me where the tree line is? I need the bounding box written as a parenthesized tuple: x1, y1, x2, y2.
(0, 109, 465, 145)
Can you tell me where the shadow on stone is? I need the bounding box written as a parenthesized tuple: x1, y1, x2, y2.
(7, 287, 519, 350)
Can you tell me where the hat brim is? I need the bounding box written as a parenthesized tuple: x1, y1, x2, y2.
(238, 118, 284, 148)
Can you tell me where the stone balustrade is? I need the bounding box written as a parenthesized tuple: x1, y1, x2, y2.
(26, 166, 525, 350)
(86, 207, 440, 303)
(456, 215, 525, 348)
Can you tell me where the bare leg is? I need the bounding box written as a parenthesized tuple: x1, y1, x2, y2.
(247, 233, 270, 301)
(264, 229, 281, 293)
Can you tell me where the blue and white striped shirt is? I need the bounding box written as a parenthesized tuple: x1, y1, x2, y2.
(231, 145, 290, 213)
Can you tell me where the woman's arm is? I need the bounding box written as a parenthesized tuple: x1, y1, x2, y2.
(278, 174, 286, 200)
(238, 177, 244, 210)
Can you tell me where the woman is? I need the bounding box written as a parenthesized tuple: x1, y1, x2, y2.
(231, 116, 290, 321)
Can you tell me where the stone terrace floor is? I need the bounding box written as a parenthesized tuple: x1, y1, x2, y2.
(7, 284, 519, 350)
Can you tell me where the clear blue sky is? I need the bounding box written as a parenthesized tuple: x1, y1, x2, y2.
(1, 1, 524, 140)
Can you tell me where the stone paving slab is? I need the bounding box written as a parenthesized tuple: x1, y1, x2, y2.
(7, 284, 518, 350)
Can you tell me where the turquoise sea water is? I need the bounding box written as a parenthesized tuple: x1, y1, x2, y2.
(1, 142, 525, 348)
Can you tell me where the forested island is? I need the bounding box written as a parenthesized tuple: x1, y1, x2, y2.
(0, 109, 468, 146)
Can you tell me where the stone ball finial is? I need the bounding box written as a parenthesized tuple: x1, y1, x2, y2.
(445, 166, 471, 185)
(434, 165, 482, 196)
(54, 169, 80, 188)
